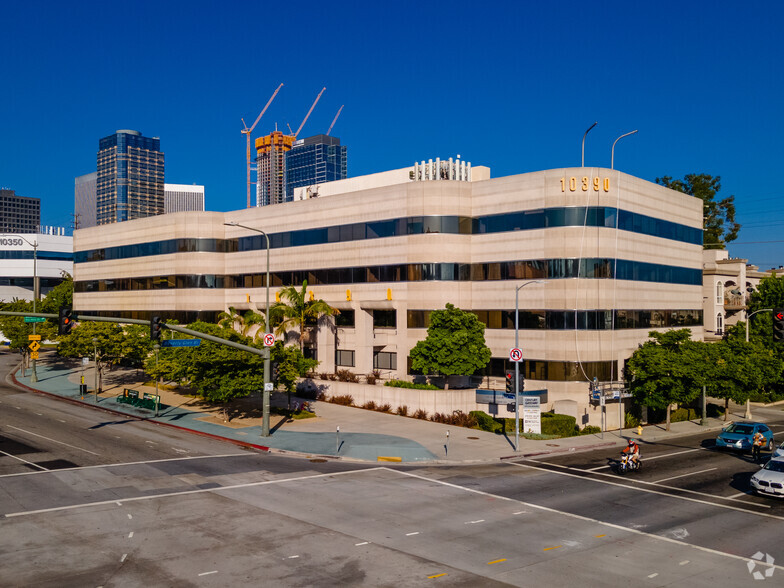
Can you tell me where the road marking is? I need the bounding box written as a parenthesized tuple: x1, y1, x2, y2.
(679, 560, 689, 565)
(198, 571, 218, 576)
(57, 420, 65, 423)
(386, 468, 784, 574)
(128, 532, 134, 538)
(172, 448, 188, 453)
(0, 452, 247, 479)
(4, 468, 387, 518)
(653, 467, 717, 484)
(355, 542, 369, 546)
(529, 460, 772, 509)
(428, 572, 447, 578)
(582, 447, 705, 471)
(513, 510, 526, 515)
(145, 441, 156, 445)
(120, 554, 127, 563)
(487, 559, 506, 564)
(127, 514, 132, 519)
(406, 532, 420, 536)
(288, 555, 299, 559)
(35, 413, 42, 416)
(543, 545, 561, 551)
(6, 425, 100, 455)
(727, 491, 755, 499)
(0, 449, 48, 471)
(465, 519, 485, 524)
(116, 502, 122, 506)
(595, 534, 606, 538)
(648, 573, 658, 578)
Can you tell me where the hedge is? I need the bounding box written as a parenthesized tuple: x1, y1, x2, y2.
(384, 379, 439, 390)
(540, 412, 577, 437)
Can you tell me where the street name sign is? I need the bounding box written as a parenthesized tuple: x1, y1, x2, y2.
(24, 317, 46, 323)
(28, 334, 41, 340)
(161, 339, 201, 348)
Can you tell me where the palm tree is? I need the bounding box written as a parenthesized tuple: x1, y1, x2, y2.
(218, 306, 266, 340)
(270, 280, 338, 352)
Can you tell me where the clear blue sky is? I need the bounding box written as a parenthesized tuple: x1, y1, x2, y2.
(2, 1, 782, 267)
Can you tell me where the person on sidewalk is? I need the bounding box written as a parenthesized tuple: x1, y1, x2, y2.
(752, 430, 765, 463)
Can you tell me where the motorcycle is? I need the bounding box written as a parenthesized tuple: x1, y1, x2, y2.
(618, 452, 642, 475)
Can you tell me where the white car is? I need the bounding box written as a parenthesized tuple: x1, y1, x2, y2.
(773, 441, 784, 459)
(750, 457, 784, 498)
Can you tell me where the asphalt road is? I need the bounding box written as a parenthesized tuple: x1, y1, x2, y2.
(2, 351, 783, 586)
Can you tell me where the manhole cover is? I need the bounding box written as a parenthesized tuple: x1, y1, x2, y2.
(309, 458, 328, 463)
(467, 436, 480, 440)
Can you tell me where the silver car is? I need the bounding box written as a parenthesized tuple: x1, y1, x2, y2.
(773, 441, 784, 459)
(750, 457, 784, 498)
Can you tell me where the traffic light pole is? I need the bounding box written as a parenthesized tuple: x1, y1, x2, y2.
(514, 281, 542, 451)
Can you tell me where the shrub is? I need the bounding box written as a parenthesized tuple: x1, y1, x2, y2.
(413, 409, 428, 420)
(396, 405, 409, 417)
(624, 412, 641, 428)
(362, 400, 377, 411)
(540, 412, 577, 437)
(670, 407, 698, 423)
(706, 403, 725, 418)
(384, 379, 438, 390)
(377, 403, 392, 413)
(365, 370, 382, 385)
(336, 369, 359, 383)
(580, 425, 602, 435)
(331, 394, 354, 406)
(471, 410, 502, 433)
(316, 391, 327, 401)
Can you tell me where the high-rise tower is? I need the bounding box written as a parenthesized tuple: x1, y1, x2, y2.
(255, 131, 294, 207)
(286, 134, 347, 199)
(96, 130, 164, 224)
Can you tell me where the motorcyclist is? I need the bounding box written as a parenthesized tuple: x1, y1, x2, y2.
(621, 438, 641, 467)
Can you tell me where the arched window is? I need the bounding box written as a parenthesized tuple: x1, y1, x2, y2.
(716, 313, 723, 335)
(716, 281, 723, 304)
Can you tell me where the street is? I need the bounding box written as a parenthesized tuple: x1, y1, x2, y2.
(2, 352, 783, 586)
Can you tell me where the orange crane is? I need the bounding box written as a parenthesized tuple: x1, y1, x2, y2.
(292, 87, 326, 138)
(241, 83, 283, 208)
(326, 105, 344, 136)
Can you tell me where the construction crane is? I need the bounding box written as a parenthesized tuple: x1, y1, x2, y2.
(292, 87, 326, 138)
(241, 83, 283, 208)
(326, 105, 344, 136)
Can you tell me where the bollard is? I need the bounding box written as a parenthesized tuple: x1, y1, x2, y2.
(445, 430, 450, 458)
(336, 426, 340, 454)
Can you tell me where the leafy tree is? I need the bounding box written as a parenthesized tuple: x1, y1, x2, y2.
(409, 303, 491, 386)
(626, 329, 703, 430)
(40, 272, 73, 315)
(57, 321, 126, 392)
(218, 306, 266, 340)
(656, 174, 740, 249)
(270, 280, 338, 352)
(270, 341, 319, 411)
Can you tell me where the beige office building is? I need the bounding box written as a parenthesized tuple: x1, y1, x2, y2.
(73, 163, 704, 422)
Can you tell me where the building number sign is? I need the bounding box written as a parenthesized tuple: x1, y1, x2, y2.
(560, 177, 611, 192)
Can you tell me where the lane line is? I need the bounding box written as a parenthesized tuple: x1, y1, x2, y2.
(127, 514, 132, 519)
(288, 555, 299, 559)
(679, 560, 689, 565)
(648, 573, 658, 578)
(0, 449, 48, 471)
(6, 425, 100, 455)
(428, 573, 447, 579)
(513, 510, 526, 515)
(406, 532, 420, 536)
(581, 448, 706, 471)
(355, 542, 369, 546)
(465, 519, 485, 524)
(0, 452, 247, 479)
(543, 546, 561, 551)
(385, 468, 784, 574)
(120, 554, 127, 563)
(653, 467, 717, 484)
(595, 534, 606, 538)
(531, 460, 770, 508)
(128, 532, 134, 538)
(4, 467, 385, 518)
(487, 559, 506, 565)
(727, 491, 755, 499)
(198, 571, 218, 576)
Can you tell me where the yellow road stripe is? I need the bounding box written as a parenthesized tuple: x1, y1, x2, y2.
(543, 545, 562, 551)
(595, 534, 606, 538)
(487, 559, 507, 565)
(377, 456, 402, 462)
(428, 573, 447, 579)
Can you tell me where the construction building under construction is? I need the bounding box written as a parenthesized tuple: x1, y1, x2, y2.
(255, 130, 295, 206)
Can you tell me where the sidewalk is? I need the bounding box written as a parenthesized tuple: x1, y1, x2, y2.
(9, 354, 772, 464)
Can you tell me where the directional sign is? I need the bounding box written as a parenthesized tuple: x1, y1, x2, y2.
(509, 348, 523, 362)
(29, 341, 41, 352)
(263, 333, 276, 347)
(30, 351, 39, 360)
(161, 339, 201, 348)
(23, 317, 46, 323)
(28, 334, 41, 341)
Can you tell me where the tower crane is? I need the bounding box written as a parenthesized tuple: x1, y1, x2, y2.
(292, 87, 326, 138)
(241, 83, 283, 208)
(326, 105, 344, 136)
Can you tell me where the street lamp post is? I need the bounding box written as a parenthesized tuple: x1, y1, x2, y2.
(514, 280, 544, 451)
(4, 235, 39, 381)
(610, 130, 638, 170)
(744, 308, 772, 419)
(224, 221, 272, 437)
(92, 337, 98, 403)
(581, 122, 598, 167)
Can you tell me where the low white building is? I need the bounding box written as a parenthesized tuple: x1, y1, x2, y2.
(0, 233, 73, 302)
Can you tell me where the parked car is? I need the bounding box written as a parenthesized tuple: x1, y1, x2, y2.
(750, 457, 784, 497)
(715, 422, 774, 452)
(773, 441, 784, 459)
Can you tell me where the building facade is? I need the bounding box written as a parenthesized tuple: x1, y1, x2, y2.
(0, 233, 73, 303)
(164, 183, 205, 213)
(72, 165, 704, 423)
(97, 130, 164, 225)
(285, 134, 347, 199)
(255, 131, 294, 207)
(75, 172, 97, 229)
(1, 189, 40, 233)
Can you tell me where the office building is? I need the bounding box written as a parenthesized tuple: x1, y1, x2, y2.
(165, 184, 205, 213)
(72, 161, 705, 423)
(255, 131, 294, 207)
(96, 130, 164, 225)
(75, 172, 97, 229)
(286, 135, 347, 199)
(1, 189, 40, 233)
(0, 233, 73, 303)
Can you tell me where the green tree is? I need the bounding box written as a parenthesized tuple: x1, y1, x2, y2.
(626, 329, 703, 430)
(270, 280, 338, 352)
(40, 272, 73, 315)
(656, 174, 740, 249)
(270, 341, 319, 412)
(218, 306, 266, 339)
(57, 321, 127, 392)
(409, 303, 491, 386)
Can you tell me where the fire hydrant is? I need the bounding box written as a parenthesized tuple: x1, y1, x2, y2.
(637, 425, 643, 436)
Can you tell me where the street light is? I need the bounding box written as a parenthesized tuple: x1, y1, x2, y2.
(610, 130, 638, 170)
(514, 279, 544, 451)
(581, 122, 598, 167)
(224, 221, 272, 437)
(4, 234, 39, 382)
(744, 308, 772, 419)
(92, 337, 98, 403)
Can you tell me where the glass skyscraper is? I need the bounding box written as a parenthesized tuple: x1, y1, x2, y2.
(285, 134, 347, 200)
(96, 130, 164, 225)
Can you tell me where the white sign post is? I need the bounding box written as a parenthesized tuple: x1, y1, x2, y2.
(523, 396, 541, 434)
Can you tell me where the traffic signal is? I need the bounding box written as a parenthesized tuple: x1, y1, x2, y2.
(272, 362, 280, 382)
(58, 307, 73, 335)
(505, 370, 514, 394)
(774, 308, 784, 342)
(150, 315, 163, 340)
